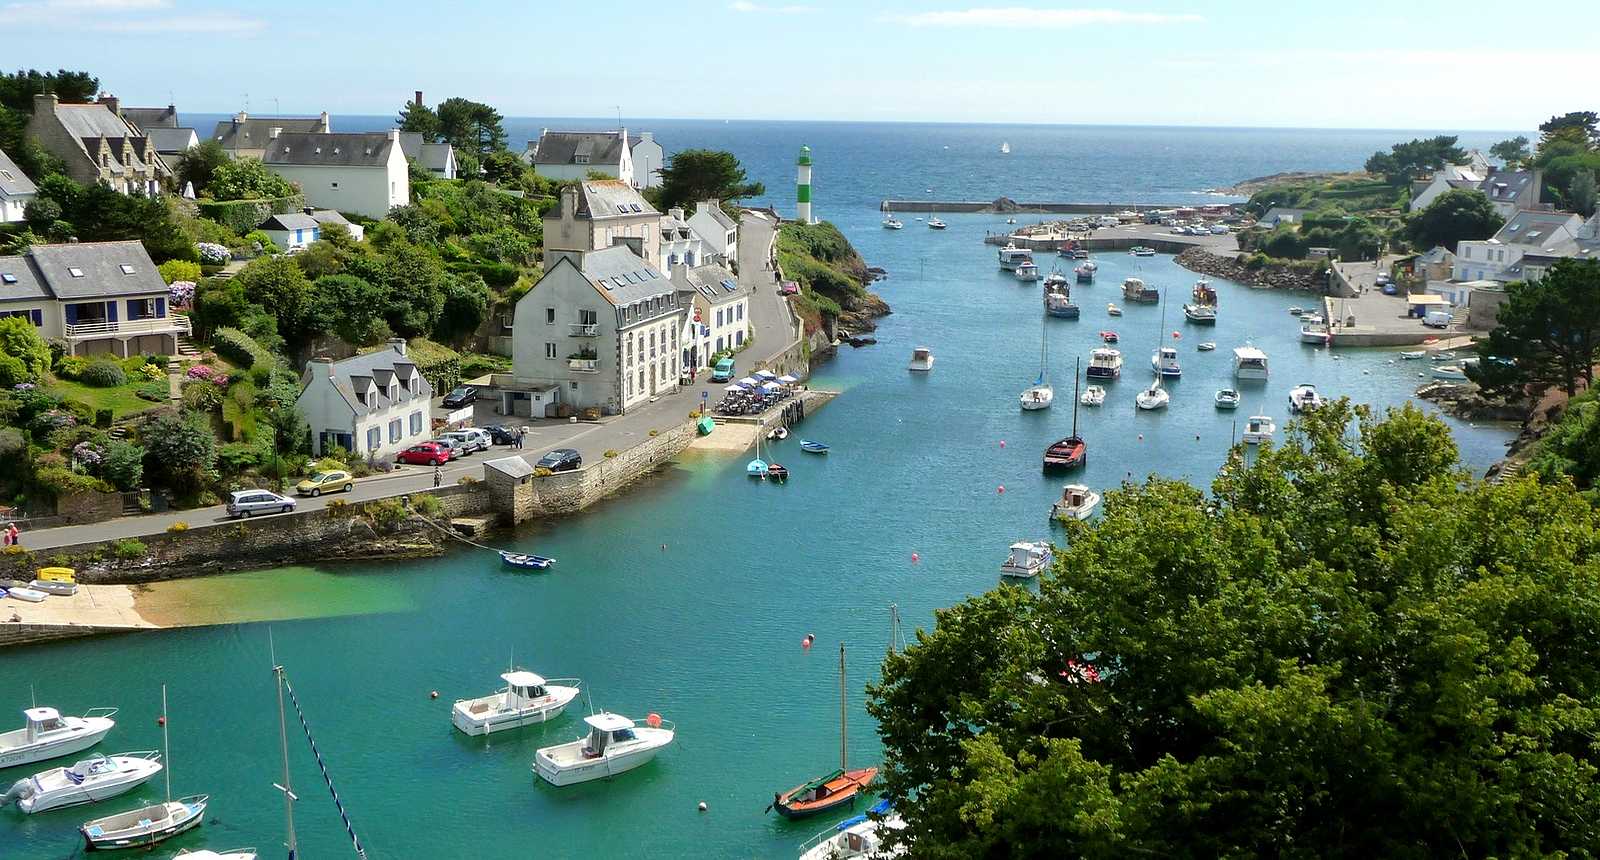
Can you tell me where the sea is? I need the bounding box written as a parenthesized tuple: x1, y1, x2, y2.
(5, 119, 1519, 859)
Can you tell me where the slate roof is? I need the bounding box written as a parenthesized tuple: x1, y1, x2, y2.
(27, 241, 168, 300)
(309, 209, 351, 226)
(396, 133, 455, 173)
(579, 245, 673, 307)
(1478, 170, 1537, 203)
(52, 103, 140, 140)
(1490, 210, 1583, 248)
(531, 131, 627, 167)
(575, 180, 656, 219)
(263, 132, 396, 168)
(0, 255, 50, 302)
(212, 114, 329, 150)
(308, 344, 431, 415)
(485, 456, 534, 480)
(1417, 246, 1455, 265)
(675, 262, 744, 306)
(122, 105, 178, 130)
(0, 147, 38, 198)
(260, 213, 319, 231)
(1260, 207, 1309, 225)
(143, 127, 197, 155)
(695, 201, 737, 231)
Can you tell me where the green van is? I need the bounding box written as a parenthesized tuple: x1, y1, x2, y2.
(711, 357, 735, 382)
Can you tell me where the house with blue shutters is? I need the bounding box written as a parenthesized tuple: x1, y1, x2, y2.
(671, 261, 748, 373)
(296, 339, 433, 459)
(257, 209, 363, 251)
(0, 240, 187, 357)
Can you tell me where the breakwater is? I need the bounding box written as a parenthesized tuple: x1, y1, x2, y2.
(1175, 247, 1327, 291)
(881, 199, 1214, 214)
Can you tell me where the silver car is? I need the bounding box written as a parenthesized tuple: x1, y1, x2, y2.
(227, 489, 296, 518)
(439, 430, 488, 454)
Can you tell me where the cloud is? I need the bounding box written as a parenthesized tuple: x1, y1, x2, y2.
(885, 7, 1203, 29)
(90, 11, 265, 32)
(0, 0, 263, 31)
(729, 1, 816, 12)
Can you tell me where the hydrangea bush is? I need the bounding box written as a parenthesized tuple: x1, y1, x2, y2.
(197, 243, 230, 264)
(185, 364, 230, 386)
(72, 440, 105, 468)
(169, 280, 196, 308)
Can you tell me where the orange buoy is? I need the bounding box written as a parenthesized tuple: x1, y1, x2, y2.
(156, 716, 165, 726)
(646, 712, 663, 728)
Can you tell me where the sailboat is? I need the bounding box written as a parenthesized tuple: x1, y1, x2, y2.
(1020, 316, 1053, 411)
(1000, 141, 1011, 154)
(1151, 288, 1181, 378)
(1042, 358, 1087, 470)
(770, 643, 878, 819)
(746, 433, 768, 478)
(79, 686, 208, 851)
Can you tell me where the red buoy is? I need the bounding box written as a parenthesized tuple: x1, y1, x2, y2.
(646, 712, 663, 728)
(156, 716, 165, 727)
(911, 552, 920, 563)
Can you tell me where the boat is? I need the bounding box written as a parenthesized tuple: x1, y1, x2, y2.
(0, 706, 118, 770)
(1150, 290, 1181, 378)
(1130, 246, 1156, 257)
(1122, 277, 1159, 304)
(696, 415, 716, 435)
(767, 463, 789, 482)
(27, 579, 75, 596)
(1073, 249, 1089, 260)
(1233, 345, 1270, 381)
(80, 686, 207, 852)
(1099, 330, 1118, 344)
(1197, 341, 1216, 351)
(997, 244, 1032, 271)
(1215, 388, 1241, 409)
(1079, 385, 1105, 407)
(1288, 383, 1324, 412)
(1074, 262, 1096, 283)
(797, 799, 906, 860)
(1, 751, 162, 813)
(533, 711, 676, 786)
(1430, 351, 1457, 362)
(1242, 415, 1276, 445)
(1020, 317, 1053, 411)
(452, 671, 582, 736)
(1400, 350, 1426, 360)
(173, 851, 258, 860)
(1432, 364, 1470, 381)
(1106, 303, 1122, 316)
(1086, 347, 1122, 380)
(1287, 306, 1304, 316)
(799, 440, 829, 454)
(1300, 323, 1331, 345)
(1000, 141, 1010, 154)
(1043, 288, 1079, 319)
(747, 433, 770, 478)
(880, 215, 903, 230)
(500, 552, 555, 570)
(770, 643, 878, 820)
(766, 426, 789, 441)
(1014, 261, 1040, 282)
(927, 217, 946, 230)
(1183, 303, 1217, 324)
(1006, 217, 1017, 225)
(7, 586, 46, 602)
(999, 541, 1053, 578)
(1052, 484, 1102, 521)
(1135, 379, 1169, 410)
(1042, 270, 1069, 290)
(908, 346, 934, 372)
(1043, 359, 1087, 471)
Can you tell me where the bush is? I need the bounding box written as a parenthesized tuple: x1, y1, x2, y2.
(363, 498, 408, 531)
(111, 538, 147, 560)
(243, 230, 280, 255)
(182, 380, 225, 412)
(136, 380, 170, 402)
(79, 360, 128, 388)
(94, 408, 112, 428)
(54, 354, 88, 379)
(210, 327, 279, 371)
(412, 494, 442, 517)
(196, 196, 305, 236)
(103, 439, 145, 490)
(158, 259, 202, 285)
(166, 521, 188, 533)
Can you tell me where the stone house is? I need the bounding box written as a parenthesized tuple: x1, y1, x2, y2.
(211, 111, 331, 160)
(0, 240, 188, 356)
(262, 130, 409, 219)
(543, 180, 662, 267)
(297, 338, 433, 459)
(0, 147, 37, 223)
(24, 93, 168, 195)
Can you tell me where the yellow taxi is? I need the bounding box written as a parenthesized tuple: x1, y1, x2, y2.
(295, 469, 354, 497)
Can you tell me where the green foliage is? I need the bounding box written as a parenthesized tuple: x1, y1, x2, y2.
(77, 359, 126, 388)
(210, 326, 279, 371)
(232, 255, 314, 347)
(364, 337, 460, 393)
(102, 439, 144, 491)
(0, 315, 51, 383)
(175, 140, 229, 196)
(412, 493, 442, 517)
(140, 409, 218, 496)
(257, 379, 308, 460)
(1490, 135, 1531, 168)
(158, 259, 202, 285)
(1260, 225, 1310, 259)
(0, 69, 98, 112)
(434, 273, 490, 347)
(1568, 169, 1598, 217)
(135, 380, 169, 402)
(111, 539, 147, 561)
(1538, 111, 1600, 152)
(207, 157, 296, 202)
(311, 274, 390, 345)
(1364, 134, 1469, 183)
(654, 149, 764, 213)
(194, 195, 306, 236)
(363, 497, 409, 531)
(29, 175, 195, 262)
(242, 230, 280, 255)
(776, 221, 868, 328)
(1479, 259, 1600, 397)
(1404, 188, 1503, 252)
(34, 464, 112, 499)
(396, 100, 441, 140)
(436, 97, 506, 156)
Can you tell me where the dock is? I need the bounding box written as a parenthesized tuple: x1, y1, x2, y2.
(687, 389, 838, 453)
(1322, 292, 1481, 348)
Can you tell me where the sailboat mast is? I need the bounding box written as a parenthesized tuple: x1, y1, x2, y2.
(1071, 357, 1080, 436)
(839, 642, 847, 771)
(274, 664, 298, 860)
(161, 684, 171, 803)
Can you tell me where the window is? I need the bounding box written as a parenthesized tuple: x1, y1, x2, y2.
(331, 181, 339, 189)
(579, 309, 597, 325)
(389, 419, 402, 444)
(716, 309, 724, 327)
(68, 267, 85, 278)
(626, 376, 632, 397)
(736, 331, 744, 346)
(570, 381, 578, 390)
(366, 427, 381, 451)
(627, 335, 634, 363)
(409, 411, 423, 436)
(737, 304, 744, 321)
(575, 154, 590, 164)
(545, 307, 556, 325)
(0, 273, 15, 284)
(0, 309, 43, 326)
(119, 264, 136, 275)
(637, 370, 644, 391)
(545, 342, 557, 360)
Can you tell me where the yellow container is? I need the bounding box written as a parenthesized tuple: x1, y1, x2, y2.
(36, 566, 76, 583)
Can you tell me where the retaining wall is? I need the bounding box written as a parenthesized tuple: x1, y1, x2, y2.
(523, 421, 698, 516)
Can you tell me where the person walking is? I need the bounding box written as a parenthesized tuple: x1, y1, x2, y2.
(433, 464, 443, 488)
(517, 426, 528, 450)
(5, 522, 18, 548)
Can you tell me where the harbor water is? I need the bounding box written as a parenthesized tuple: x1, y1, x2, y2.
(3, 123, 1515, 859)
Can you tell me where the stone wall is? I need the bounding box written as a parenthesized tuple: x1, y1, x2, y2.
(521, 421, 698, 516)
(1175, 247, 1328, 292)
(56, 490, 126, 525)
(0, 623, 130, 648)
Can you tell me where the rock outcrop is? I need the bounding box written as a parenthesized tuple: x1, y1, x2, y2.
(1414, 382, 1529, 422)
(1176, 247, 1326, 291)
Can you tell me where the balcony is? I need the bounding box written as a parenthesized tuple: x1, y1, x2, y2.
(568, 323, 599, 337)
(567, 358, 600, 373)
(65, 315, 191, 340)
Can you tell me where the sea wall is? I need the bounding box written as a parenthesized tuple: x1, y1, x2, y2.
(523, 421, 697, 516)
(0, 623, 135, 648)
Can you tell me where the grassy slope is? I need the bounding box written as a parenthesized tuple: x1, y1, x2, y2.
(48, 377, 166, 419)
(775, 221, 871, 333)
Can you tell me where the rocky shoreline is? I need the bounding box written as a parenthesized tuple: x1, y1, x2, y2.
(1414, 382, 1529, 423)
(1205, 170, 1369, 197)
(1175, 247, 1325, 291)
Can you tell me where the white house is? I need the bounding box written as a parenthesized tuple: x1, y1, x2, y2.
(263, 130, 409, 219)
(397, 132, 457, 179)
(297, 338, 433, 459)
(687, 200, 739, 266)
(525, 129, 634, 185)
(0, 147, 37, 224)
(672, 262, 748, 373)
(1453, 209, 1584, 283)
(630, 132, 663, 189)
(257, 209, 362, 250)
(1412, 168, 1542, 217)
(544, 180, 662, 266)
(0, 241, 188, 357)
(506, 244, 685, 416)
(659, 207, 717, 270)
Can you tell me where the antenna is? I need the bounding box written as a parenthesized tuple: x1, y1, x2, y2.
(615, 105, 623, 130)
(274, 97, 281, 115)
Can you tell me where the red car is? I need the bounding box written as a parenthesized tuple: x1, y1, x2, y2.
(396, 442, 451, 466)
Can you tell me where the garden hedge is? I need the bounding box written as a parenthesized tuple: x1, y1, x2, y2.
(196, 194, 307, 236)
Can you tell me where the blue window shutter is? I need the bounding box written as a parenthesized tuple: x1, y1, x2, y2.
(106, 301, 117, 322)
(127, 299, 138, 319)
(156, 297, 166, 317)
(64, 304, 77, 324)
(31, 310, 42, 326)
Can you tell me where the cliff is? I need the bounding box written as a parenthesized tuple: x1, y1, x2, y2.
(776, 221, 890, 340)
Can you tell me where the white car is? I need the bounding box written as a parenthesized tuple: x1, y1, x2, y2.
(440, 428, 491, 454)
(1210, 224, 1231, 234)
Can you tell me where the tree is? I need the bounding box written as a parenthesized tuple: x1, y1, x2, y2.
(436, 97, 505, 156)
(0, 315, 51, 382)
(433, 272, 490, 346)
(312, 274, 390, 345)
(1364, 135, 1469, 184)
(140, 409, 217, 497)
(480, 150, 527, 185)
(1261, 225, 1308, 259)
(1404, 188, 1503, 252)
(396, 100, 440, 140)
(654, 149, 765, 213)
(870, 403, 1600, 858)
(257, 379, 308, 463)
(101, 439, 145, 491)
(206, 157, 296, 201)
(0, 69, 98, 112)
(175, 140, 229, 196)
(1569, 169, 1598, 217)
(1538, 111, 1600, 153)
(1482, 259, 1600, 396)
(1490, 135, 1531, 168)
(232, 256, 313, 346)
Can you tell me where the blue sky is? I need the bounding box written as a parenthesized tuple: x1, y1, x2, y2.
(3, 0, 1592, 129)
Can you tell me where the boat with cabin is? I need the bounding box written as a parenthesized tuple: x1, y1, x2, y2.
(1075, 262, 1097, 283)
(1020, 317, 1053, 411)
(1086, 347, 1122, 380)
(1106, 303, 1122, 316)
(1242, 415, 1277, 445)
(1052, 484, 1102, 521)
(1233, 345, 1270, 381)
(1215, 388, 1241, 409)
(770, 643, 878, 820)
(1042, 269, 1069, 290)
(1300, 322, 1331, 345)
(1044, 286, 1079, 318)
(1135, 378, 1169, 410)
(999, 541, 1054, 578)
(533, 712, 676, 786)
(1042, 359, 1087, 471)
(1288, 383, 1324, 412)
(1152, 346, 1182, 378)
(1122, 277, 1159, 304)
(1014, 261, 1040, 282)
(881, 214, 903, 230)
(1130, 246, 1156, 257)
(927, 217, 946, 230)
(453, 671, 582, 736)
(797, 799, 906, 860)
(1079, 385, 1105, 407)
(997, 244, 1032, 271)
(2, 751, 162, 813)
(0, 707, 118, 770)
(908, 347, 934, 372)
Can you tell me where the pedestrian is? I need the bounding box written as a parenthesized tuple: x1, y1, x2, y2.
(518, 426, 528, 450)
(5, 522, 17, 548)
(433, 464, 443, 488)
(1, 522, 11, 547)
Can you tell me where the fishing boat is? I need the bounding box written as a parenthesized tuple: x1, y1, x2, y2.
(453, 671, 582, 736)
(80, 687, 207, 852)
(1242, 415, 1277, 445)
(908, 347, 935, 372)
(997, 244, 1032, 271)
(1122, 277, 1159, 304)
(1014, 261, 1040, 282)
(880, 215, 903, 230)
(799, 440, 829, 454)
(7, 586, 46, 602)
(1052, 484, 1102, 521)
(1042, 270, 1069, 290)
(0, 707, 119, 770)
(1432, 364, 1470, 381)
(1106, 303, 1122, 316)
(1099, 330, 1118, 344)
(1400, 350, 1426, 360)
(747, 433, 769, 478)
(1086, 347, 1122, 380)
(770, 644, 878, 819)
(2, 751, 162, 813)
(1233, 345, 1270, 381)
(1043, 359, 1087, 471)
(797, 799, 905, 860)
(1130, 246, 1156, 257)
(1043, 288, 1079, 319)
(1215, 388, 1241, 409)
(1075, 262, 1096, 283)
(1183, 281, 1218, 324)
(1079, 385, 1105, 407)
(500, 552, 555, 570)
(1020, 317, 1053, 411)
(1000, 541, 1053, 578)
(927, 217, 946, 230)
(533, 711, 676, 787)
(1287, 383, 1324, 412)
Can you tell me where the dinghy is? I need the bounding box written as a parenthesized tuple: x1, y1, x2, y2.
(499, 552, 555, 570)
(6, 586, 46, 602)
(0, 707, 118, 770)
(453, 671, 582, 736)
(81, 795, 207, 850)
(799, 440, 830, 454)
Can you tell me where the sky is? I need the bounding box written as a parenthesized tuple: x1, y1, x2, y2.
(2, 0, 1594, 129)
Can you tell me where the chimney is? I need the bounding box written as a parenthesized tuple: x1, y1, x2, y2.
(304, 206, 315, 216)
(269, 126, 282, 139)
(414, 90, 423, 107)
(669, 207, 685, 221)
(612, 235, 645, 258)
(33, 92, 59, 113)
(309, 354, 334, 377)
(100, 94, 119, 116)
(388, 128, 401, 143)
(388, 337, 408, 356)
(559, 184, 579, 216)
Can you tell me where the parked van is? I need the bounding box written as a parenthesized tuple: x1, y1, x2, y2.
(1423, 310, 1453, 329)
(711, 357, 735, 382)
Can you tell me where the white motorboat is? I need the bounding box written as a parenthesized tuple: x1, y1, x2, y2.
(1430, 351, 1457, 362)
(1106, 303, 1122, 316)
(1242, 415, 1277, 445)
(1432, 364, 1470, 381)
(28, 579, 77, 596)
(1400, 350, 1426, 360)
(1079, 385, 1105, 407)
(997, 244, 1032, 271)
(0, 707, 118, 769)
(1014, 261, 1040, 282)
(908, 347, 935, 372)
(1183, 303, 1217, 324)
(1197, 341, 1216, 352)
(798, 801, 907, 860)
(1151, 346, 1181, 378)
(1135, 379, 1169, 410)
(1052, 485, 1102, 521)
(1086, 348, 1122, 380)
(1287, 383, 1324, 412)
(1300, 323, 1331, 345)
(881, 215, 903, 230)
(533, 712, 676, 786)
(7, 586, 46, 602)
(1287, 306, 1304, 315)
(175, 851, 258, 860)
(82, 795, 208, 850)
(927, 217, 946, 230)
(1233, 345, 1269, 381)
(999, 541, 1053, 578)
(1215, 388, 1241, 410)
(2, 751, 162, 813)
(453, 671, 583, 736)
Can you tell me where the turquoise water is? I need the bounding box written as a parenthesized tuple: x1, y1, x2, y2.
(3, 199, 1514, 858)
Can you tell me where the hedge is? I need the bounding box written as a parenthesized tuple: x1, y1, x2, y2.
(447, 260, 520, 290)
(196, 194, 307, 236)
(212, 327, 281, 371)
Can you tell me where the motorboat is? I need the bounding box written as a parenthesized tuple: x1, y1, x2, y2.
(927, 217, 946, 230)
(1052, 484, 1102, 521)
(81, 795, 207, 851)
(1192, 279, 1217, 305)
(1043, 290, 1079, 318)
(1014, 261, 1040, 282)
(881, 215, 903, 230)
(0, 707, 118, 770)
(1183, 303, 1217, 324)
(1151, 346, 1182, 378)
(1432, 364, 1470, 381)
(1135, 379, 1169, 410)
(766, 426, 789, 441)
(1122, 277, 1159, 304)
(908, 347, 935, 372)
(1079, 385, 1105, 407)
(1, 751, 162, 813)
(797, 799, 906, 860)
(1287, 306, 1304, 316)
(1242, 415, 1277, 445)
(1430, 351, 1457, 362)
(1042, 270, 1069, 290)
(771, 644, 877, 820)
(533, 712, 675, 786)
(1006, 217, 1017, 224)
(997, 244, 1033, 271)
(1130, 246, 1156, 257)
(1073, 249, 1090, 259)
(1300, 323, 1331, 345)
(500, 552, 554, 570)
(1197, 341, 1216, 351)
(999, 541, 1053, 578)
(1400, 350, 1426, 360)
(1287, 383, 1324, 412)
(1099, 330, 1118, 344)
(1233, 346, 1270, 381)
(1086, 348, 1122, 380)
(1106, 303, 1122, 316)
(799, 440, 829, 454)
(453, 671, 582, 736)
(1075, 262, 1097, 283)
(7, 586, 46, 602)
(1215, 388, 1241, 409)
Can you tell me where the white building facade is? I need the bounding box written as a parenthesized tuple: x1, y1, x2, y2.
(297, 339, 433, 459)
(263, 130, 409, 219)
(630, 132, 663, 189)
(0, 147, 36, 224)
(1454, 210, 1583, 283)
(672, 262, 748, 372)
(687, 200, 738, 266)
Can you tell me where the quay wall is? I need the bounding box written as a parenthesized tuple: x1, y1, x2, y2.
(883, 200, 1209, 214)
(524, 421, 697, 516)
(0, 623, 138, 648)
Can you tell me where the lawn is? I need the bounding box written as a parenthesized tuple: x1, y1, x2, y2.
(48, 377, 169, 420)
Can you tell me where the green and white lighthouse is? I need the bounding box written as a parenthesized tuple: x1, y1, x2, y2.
(796, 145, 813, 224)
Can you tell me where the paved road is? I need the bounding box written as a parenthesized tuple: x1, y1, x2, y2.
(738, 211, 799, 355)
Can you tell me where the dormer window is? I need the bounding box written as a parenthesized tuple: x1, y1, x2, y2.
(574, 154, 590, 164)
(119, 264, 135, 275)
(68, 267, 85, 278)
